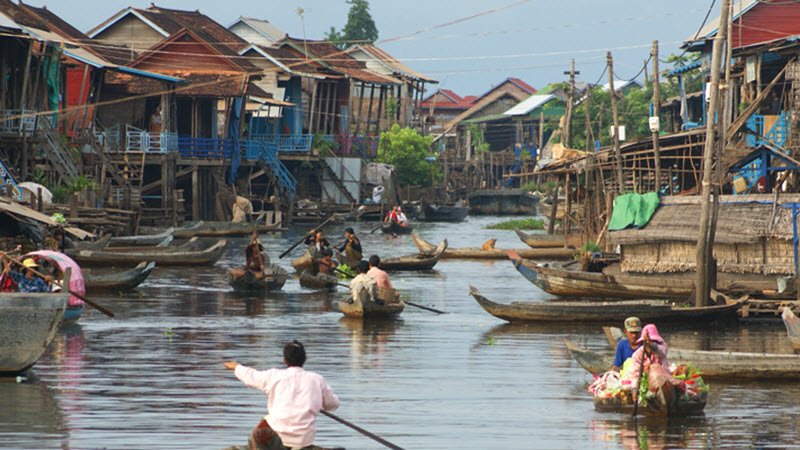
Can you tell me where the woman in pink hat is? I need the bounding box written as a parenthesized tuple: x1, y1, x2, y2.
(626, 324, 684, 404)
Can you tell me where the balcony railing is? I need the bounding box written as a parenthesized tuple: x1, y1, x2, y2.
(178, 137, 236, 159)
(251, 134, 313, 153)
(746, 112, 789, 148)
(125, 125, 178, 153)
(0, 109, 39, 135)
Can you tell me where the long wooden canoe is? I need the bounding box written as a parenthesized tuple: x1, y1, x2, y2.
(70, 239, 227, 266)
(565, 339, 800, 380)
(0, 292, 68, 375)
(298, 271, 339, 290)
(419, 202, 469, 223)
(173, 221, 282, 238)
(338, 289, 404, 319)
(381, 221, 413, 235)
(513, 229, 566, 248)
(413, 233, 573, 260)
(468, 286, 741, 323)
(380, 239, 447, 271)
(83, 262, 156, 291)
(108, 228, 174, 246)
(229, 264, 288, 293)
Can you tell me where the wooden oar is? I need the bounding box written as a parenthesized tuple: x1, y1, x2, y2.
(1, 254, 115, 318)
(334, 282, 446, 314)
(320, 410, 404, 450)
(279, 216, 336, 259)
(369, 222, 384, 234)
(317, 260, 353, 278)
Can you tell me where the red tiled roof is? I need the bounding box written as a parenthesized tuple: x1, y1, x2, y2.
(278, 38, 399, 84)
(105, 70, 251, 97)
(142, 5, 249, 52)
(419, 89, 476, 110)
(507, 77, 537, 94)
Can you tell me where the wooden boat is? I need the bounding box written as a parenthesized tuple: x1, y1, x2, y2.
(593, 389, 707, 417)
(298, 271, 339, 290)
(82, 262, 156, 291)
(510, 254, 790, 300)
(108, 228, 174, 246)
(69, 239, 227, 267)
(565, 339, 800, 380)
(229, 264, 288, 293)
(412, 233, 573, 260)
(468, 286, 742, 323)
(173, 220, 282, 238)
(513, 229, 566, 248)
(338, 288, 405, 319)
(0, 291, 68, 375)
(292, 249, 315, 272)
(468, 189, 539, 215)
(781, 307, 800, 354)
(381, 221, 413, 235)
(380, 239, 447, 271)
(419, 202, 469, 223)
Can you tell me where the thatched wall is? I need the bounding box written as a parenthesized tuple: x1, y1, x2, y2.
(620, 239, 794, 275)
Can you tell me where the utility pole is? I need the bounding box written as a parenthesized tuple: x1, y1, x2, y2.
(695, 0, 731, 308)
(607, 52, 623, 193)
(651, 41, 662, 192)
(563, 59, 580, 147)
(584, 90, 592, 152)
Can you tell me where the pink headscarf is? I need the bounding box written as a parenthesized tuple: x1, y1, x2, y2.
(635, 324, 665, 345)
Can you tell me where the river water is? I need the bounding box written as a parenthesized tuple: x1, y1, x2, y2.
(2, 216, 800, 449)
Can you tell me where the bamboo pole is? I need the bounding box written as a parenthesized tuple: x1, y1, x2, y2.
(695, 0, 731, 307)
(651, 41, 662, 192)
(563, 59, 577, 147)
(607, 52, 623, 194)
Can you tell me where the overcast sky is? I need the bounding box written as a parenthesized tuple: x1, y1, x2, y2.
(25, 0, 712, 96)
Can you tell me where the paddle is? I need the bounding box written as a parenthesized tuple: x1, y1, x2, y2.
(369, 222, 384, 234)
(1, 253, 115, 318)
(334, 281, 446, 314)
(279, 216, 336, 259)
(321, 410, 404, 450)
(632, 334, 649, 418)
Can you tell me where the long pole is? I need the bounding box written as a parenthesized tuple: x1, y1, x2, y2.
(607, 52, 623, 193)
(651, 41, 662, 192)
(695, 0, 731, 307)
(563, 59, 578, 147)
(320, 410, 404, 450)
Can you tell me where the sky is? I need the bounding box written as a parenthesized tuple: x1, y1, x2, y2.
(23, 0, 714, 97)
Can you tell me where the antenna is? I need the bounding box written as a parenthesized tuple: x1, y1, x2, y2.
(296, 5, 308, 59)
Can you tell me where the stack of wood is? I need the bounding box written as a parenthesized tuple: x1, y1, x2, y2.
(43, 203, 137, 236)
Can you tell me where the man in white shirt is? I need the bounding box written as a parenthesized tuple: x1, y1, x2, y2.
(348, 260, 377, 304)
(224, 341, 340, 450)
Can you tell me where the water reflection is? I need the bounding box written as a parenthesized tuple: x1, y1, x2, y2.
(0, 378, 68, 448)
(590, 417, 712, 449)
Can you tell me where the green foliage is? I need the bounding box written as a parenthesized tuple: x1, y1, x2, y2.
(336, 263, 356, 279)
(312, 133, 335, 157)
(579, 242, 601, 253)
(50, 186, 70, 204)
(377, 124, 440, 187)
(66, 175, 99, 193)
(485, 218, 544, 230)
(522, 180, 556, 193)
(327, 0, 378, 49)
(385, 97, 399, 121)
(467, 124, 490, 156)
(31, 167, 47, 185)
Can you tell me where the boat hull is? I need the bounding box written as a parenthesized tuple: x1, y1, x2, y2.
(593, 391, 707, 417)
(83, 262, 156, 291)
(229, 265, 288, 293)
(298, 271, 339, 290)
(381, 222, 413, 235)
(174, 221, 281, 238)
(0, 293, 68, 375)
(381, 239, 447, 271)
(513, 229, 566, 248)
(468, 189, 539, 215)
(71, 240, 227, 267)
(419, 204, 469, 223)
(412, 234, 572, 260)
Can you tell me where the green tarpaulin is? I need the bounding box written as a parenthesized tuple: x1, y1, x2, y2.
(608, 192, 660, 231)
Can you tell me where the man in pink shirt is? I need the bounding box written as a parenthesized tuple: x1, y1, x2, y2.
(224, 341, 340, 450)
(367, 255, 393, 290)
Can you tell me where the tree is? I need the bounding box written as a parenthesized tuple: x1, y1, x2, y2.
(377, 124, 440, 187)
(328, 0, 378, 49)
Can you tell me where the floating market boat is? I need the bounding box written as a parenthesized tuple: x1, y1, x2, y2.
(468, 286, 742, 323)
(298, 271, 339, 290)
(566, 338, 800, 380)
(412, 234, 573, 260)
(381, 221, 413, 235)
(228, 264, 288, 293)
(82, 262, 156, 291)
(379, 239, 447, 271)
(338, 288, 405, 319)
(418, 201, 469, 223)
(173, 220, 282, 238)
(25, 251, 85, 324)
(593, 389, 707, 417)
(0, 290, 68, 375)
(108, 228, 174, 246)
(69, 238, 227, 267)
(513, 229, 566, 248)
(468, 189, 539, 215)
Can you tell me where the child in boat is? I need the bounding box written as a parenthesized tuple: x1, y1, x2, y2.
(612, 317, 642, 373)
(224, 341, 340, 450)
(315, 248, 336, 275)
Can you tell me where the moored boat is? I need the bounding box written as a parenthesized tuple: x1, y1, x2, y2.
(173, 221, 282, 238)
(108, 228, 174, 246)
(419, 202, 469, 223)
(82, 262, 156, 291)
(69, 239, 227, 267)
(565, 338, 800, 380)
(513, 229, 566, 248)
(412, 233, 573, 260)
(468, 286, 742, 323)
(0, 291, 69, 375)
(379, 239, 447, 271)
(298, 271, 339, 290)
(381, 221, 413, 235)
(338, 288, 405, 319)
(468, 189, 539, 215)
(228, 264, 288, 293)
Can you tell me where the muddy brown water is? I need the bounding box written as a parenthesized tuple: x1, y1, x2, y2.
(2, 217, 800, 449)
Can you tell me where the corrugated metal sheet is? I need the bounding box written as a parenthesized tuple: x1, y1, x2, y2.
(322, 157, 362, 205)
(503, 94, 556, 116)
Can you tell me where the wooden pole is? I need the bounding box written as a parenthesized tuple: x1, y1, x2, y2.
(695, 0, 731, 308)
(651, 41, 662, 193)
(563, 59, 578, 147)
(538, 111, 544, 154)
(547, 184, 559, 235)
(607, 52, 623, 194)
(564, 173, 572, 235)
(366, 84, 376, 136)
(584, 89, 592, 152)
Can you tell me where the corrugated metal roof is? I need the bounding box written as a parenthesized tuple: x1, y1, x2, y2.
(668, 59, 703, 76)
(234, 17, 286, 43)
(600, 79, 643, 92)
(351, 44, 437, 83)
(116, 66, 184, 83)
(503, 94, 557, 116)
(690, 0, 759, 43)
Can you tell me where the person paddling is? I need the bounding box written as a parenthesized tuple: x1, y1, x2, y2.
(367, 255, 393, 290)
(338, 227, 362, 262)
(611, 316, 641, 373)
(245, 232, 267, 279)
(224, 341, 340, 450)
(348, 260, 378, 304)
(2, 257, 51, 293)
